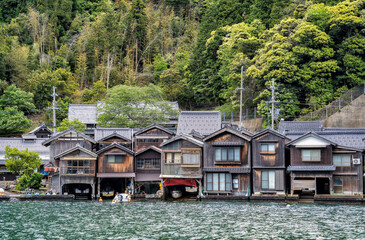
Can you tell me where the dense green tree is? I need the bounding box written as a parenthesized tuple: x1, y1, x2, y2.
(56, 118, 86, 132)
(0, 84, 36, 114)
(5, 146, 42, 176)
(0, 107, 32, 135)
(98, 84, 178, 128)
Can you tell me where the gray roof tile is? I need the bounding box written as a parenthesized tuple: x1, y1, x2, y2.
(287, 165, 336, 171)
(94, 128, 132, 141)
(278, 121, 322, 134)
(177, 111, 221, 136)
(68, 104, 98, 124)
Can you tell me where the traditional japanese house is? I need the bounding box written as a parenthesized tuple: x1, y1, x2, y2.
(53, 144, 97, 199)
(42, 127, 97, 197)
(95, 128, 133, 150)
(203, 126, 252, 197)
(160, 134, 204, 198)
(134, 124, 174, 195)
(28, 122, 53, 138)
(96, 142, 135, 198)
(287, 132, 363, 196)
(68, 103, 99, 136)
(251, 128, 289, 196)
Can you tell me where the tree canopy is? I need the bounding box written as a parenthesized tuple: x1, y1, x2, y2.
(98, 84, 178, 128)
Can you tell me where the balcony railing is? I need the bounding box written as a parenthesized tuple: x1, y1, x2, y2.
(61, 167, 95, 175)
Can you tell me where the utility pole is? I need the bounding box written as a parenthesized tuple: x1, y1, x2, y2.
(51, 86, 58, 133)
(270, 78, 275, 129)
(239, 66, 244, 129)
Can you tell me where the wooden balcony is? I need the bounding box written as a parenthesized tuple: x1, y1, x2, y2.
(61, 167, 95, 175)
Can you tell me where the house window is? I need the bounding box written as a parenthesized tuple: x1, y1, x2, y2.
(215, 147, 240, 161)
(137, 159, 160, 169)
(333, 176, 343, 194)
(165, 153, 181, 164)
(333, 155, 351, 166)
(302, 149, 321, 161)
(262, 171, 275, 189)
(182, 153, 200, 165)
(261, 144, 275, 153)
(206, 173, 232, 191)
(233, 178, 239, 189)
(107, 155, 124, 163)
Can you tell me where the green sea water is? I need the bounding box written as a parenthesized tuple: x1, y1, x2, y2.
(0, 201, 364, 239)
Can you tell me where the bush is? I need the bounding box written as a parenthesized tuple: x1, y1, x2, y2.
(16, 172, 44, 191)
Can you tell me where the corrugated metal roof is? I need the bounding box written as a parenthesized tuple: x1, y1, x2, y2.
(177, 111, 221, 136)
(278, 121, 322, 134)
(94, 128, 132, 141)
(287, 165, 336, 171)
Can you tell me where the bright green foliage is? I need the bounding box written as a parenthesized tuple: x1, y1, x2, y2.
(0, 107, 32, 135)
(16, 172, 44, 190)
(82, 80, 106, 103)
(98, 84, 178, 128)
(56, 118, 86, 132)
(0, 84, 36, 114)
(45, 96, 72, 123)
(5, 146, 42, 176)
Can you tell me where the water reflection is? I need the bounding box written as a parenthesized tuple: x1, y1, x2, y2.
(0, 201, 364, 239)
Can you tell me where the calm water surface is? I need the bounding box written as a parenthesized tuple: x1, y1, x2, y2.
(1, 201, 365, 239)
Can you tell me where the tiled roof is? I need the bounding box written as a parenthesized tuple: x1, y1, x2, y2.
(278, 121, 322, 134)
(42, 127, 96, 146)
(287, 165, 336, 171)
(134, 123, 174, 136)
(286, 132, 337, 146)
(204, 126, 251, 142)
(0, 138, 50, 165)
(68, 104, 98, 124)
(135, 146, 161, 156)
(28, 122, 52, 135)
(54, 144, 97, 159)
(94, 128, 132, 141)
(160, 134, 204, 148)
(286, 129, 365, 150)
(253, 128, 288, 139)
(177, 111, 221, 136)
(203, 168, 250, 173)
(96, 142, 134, 155)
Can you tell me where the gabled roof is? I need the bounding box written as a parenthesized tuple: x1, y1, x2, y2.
(96, 142, 134, 155)
(160, 134, 204, 148)
(28, 122, 52, 135)
(54, 144, 97, 159)
(135, 146, 161, 156)
(286, 132, 337, 147)
(97, 132, 131, 142)
(204, 126, 251, 142)
(42, 126, 96, 146)
(253, 128, 288, 140)
(134, 123, 175, 136)
(177, 111, 221, 136)
(278, 121, 322, 134)
(68, 104, 98, 124)
(94, 128, 132, 141)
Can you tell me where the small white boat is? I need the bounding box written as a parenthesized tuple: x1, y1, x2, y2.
(112, 193, 131, 203)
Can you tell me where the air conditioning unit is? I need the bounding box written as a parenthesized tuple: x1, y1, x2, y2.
(353, 158, 361, 165)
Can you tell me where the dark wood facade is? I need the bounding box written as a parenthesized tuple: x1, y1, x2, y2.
(134, 124, 174, 152)
(287, 132, 363, 196)
(252, 129, 288, 195)
(97, 133, 132, 150)
(203, 127, 252, 196)
(96, 143, 135, 197)
(161, 135, 204, 196)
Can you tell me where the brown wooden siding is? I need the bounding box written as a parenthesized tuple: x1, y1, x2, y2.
(290, 145, 332, 165)
(98, 148, 134, 173)
(252, 133, 285, 168)
(253, 169, 285, 193)
(135, 149, 161, 174)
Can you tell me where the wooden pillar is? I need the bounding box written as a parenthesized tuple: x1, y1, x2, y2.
(97, 178, 101, 198)
(92, 183, 95, 200)
(197, 179, 202, 197)
(131, 177, 135, 195)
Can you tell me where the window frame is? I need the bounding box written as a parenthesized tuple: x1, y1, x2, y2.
(301, 149, 321, 162)
(106, 155, 125, 163)
(261, 170, 276, 190)
(260, 143, 276, 154)
(333, 154, 351, 167)
(333, 176, 343, 194)
(136, 158, 161, 169)
(214, 147, 241, 162)
(165, 152, 181, 164)
(206, 173, 232, 192)
(181, 148, 201, 166)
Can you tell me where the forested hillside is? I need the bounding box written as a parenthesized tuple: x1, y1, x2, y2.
(0, 0, 364, 134)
